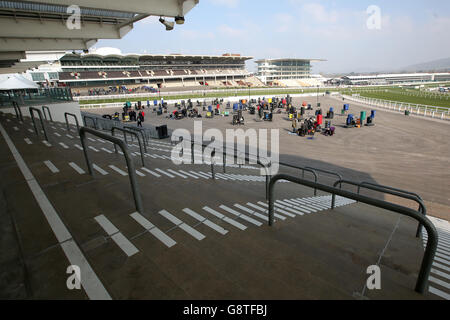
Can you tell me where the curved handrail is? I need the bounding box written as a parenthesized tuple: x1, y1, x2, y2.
(124, 126, 148, 153)
(64, 112, 80, 133)
(112, 127, 146, 168)
(280, 163, 318, 196)
(29, 107, 49, 141)
(359, 181, 423, 201)
(268, 173, 438, 294)
(42, 106, 53, 122)
(80, 127, 143, 214)
(83, 115, 98, 130)
(12, 101, 23, 122)
(305, 166, 343, 186)
(333, 180, 426, 238)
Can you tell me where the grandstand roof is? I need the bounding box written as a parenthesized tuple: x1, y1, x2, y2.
(0, 0, 200, 73)
(61, 53, 253, 62)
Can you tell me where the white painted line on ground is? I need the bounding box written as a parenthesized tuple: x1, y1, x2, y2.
(42, 140, 52, 147)
(257, 202, 296, 218)
(87, 137, 96, 142)
(0, 122, 111, 300)
(101, 148, 113, 154)
(189, 171, 208, 179)
(13, 126, 18, 131)
(246, 202, 286, 221)
(93, 164, 108, 176)
(88, 146, 99, 152)
(429, 286, 450, 300)
(429, 276, 450, 290)
(95, 215, 139, 257)
(54, 132, 61, 137)
(59, 142, 69, 149)
(195, 171, 211, 179)
(434, 262, 450, 273)
(141, 167, 161, 177)
(431, 268, 450, 281)
(234, 204, 268, 221)
(44, 160, 59, 173)
(66, 134, 74, 139)
(155, 168, 175, 178)
(219, 205, 263, 227)
(167, 169, 188, 179)
(178, 170, 199, 179)
(96, 139, 106, 143)
(135, 170, 146, 177)
(109, 165, 128, 176)
(24, 138, 32, 145)
(149, 227, 177, 248)
(28, 128, 34, 133)
(69, 162, 85, 174)
(74, 144, 83, 151)
(203, 207, 247, 231)
(183, 208, 228, 235)
(159, 210, 205, 240)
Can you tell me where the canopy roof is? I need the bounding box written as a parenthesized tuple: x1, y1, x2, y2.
(0, 74, 40, 90)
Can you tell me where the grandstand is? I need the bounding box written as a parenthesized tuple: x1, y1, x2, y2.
(341, 73, 450, 85)
(53, 52, 258, 94)
(255, 58, 326, 87)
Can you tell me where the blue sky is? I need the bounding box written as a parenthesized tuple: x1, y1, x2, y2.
(96, 0, 450, 74)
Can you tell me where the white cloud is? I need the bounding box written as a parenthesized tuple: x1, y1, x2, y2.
(180, 29, 215, 40)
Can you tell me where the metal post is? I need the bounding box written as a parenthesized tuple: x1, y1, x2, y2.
(112, 127, 146, 167)
(80, 127, 144, 214)
(64, 112, 80, 133)
(42, 106, 53, 122)
(29, 107, 49, 141)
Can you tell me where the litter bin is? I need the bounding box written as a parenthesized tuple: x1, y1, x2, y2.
(405, 110, 410, 116)
(156, 125, 168, 139)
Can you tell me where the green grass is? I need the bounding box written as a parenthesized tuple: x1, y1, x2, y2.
(341, 88, 450, 109)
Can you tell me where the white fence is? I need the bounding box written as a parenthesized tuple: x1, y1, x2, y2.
(80, 92, 339, 110)
(342, 94, 450, 121)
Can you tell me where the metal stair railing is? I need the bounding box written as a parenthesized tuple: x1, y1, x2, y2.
(305, 166, 343, 186)
(111, 127, 146, 168)
(64, 112, 80, 133)
(29, 107, 49, 141)
(42, 106, 53, 122)
(268, 173, 438, 294)
(333, 180, 426, 238)
(79, 127, 144, 214)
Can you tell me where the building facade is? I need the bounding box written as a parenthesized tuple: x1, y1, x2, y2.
(255, 58, 325, 84)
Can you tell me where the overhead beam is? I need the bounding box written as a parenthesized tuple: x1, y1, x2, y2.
(0, 18, 130, 39)
(0, 51, 26, 60)
(21, 0, 199, 17)
(0, 38, 96, 52)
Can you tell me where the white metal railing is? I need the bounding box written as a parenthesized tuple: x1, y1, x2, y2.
(342, 94, 450, 121)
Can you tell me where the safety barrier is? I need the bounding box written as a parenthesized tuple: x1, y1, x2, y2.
(111, 127, 146, 168)
(342, 94, 450, 121)
(83, 115, 98, 130)
(267, 173, 438, 294)
(79, 127, 144, 214)
(42, 106, 53, 122)
(12, 101, 23, 122)
(280, 163, 318, 196)
(64, 112, 80, 133)
(29, 107, 49, 141)
(333, 180, 426, 238)
(124, 126, 148, 153)
(305, 166, 343, 186)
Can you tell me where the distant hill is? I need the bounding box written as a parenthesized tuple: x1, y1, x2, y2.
(398, 57, 450, 73)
